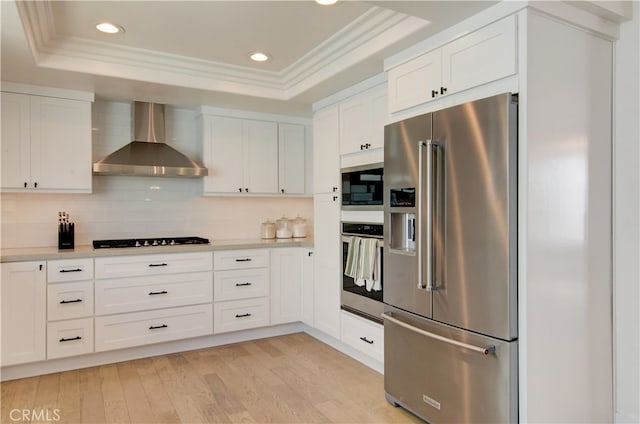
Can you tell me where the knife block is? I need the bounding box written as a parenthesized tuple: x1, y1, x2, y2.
(58, 223, 75, 250)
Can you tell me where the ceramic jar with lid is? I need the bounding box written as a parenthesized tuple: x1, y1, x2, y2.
(276, 215, 293, 239)
(260, 220, 276, 239)
(292, 215, 307, 238)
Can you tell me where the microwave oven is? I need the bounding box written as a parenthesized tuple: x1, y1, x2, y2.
(341, 163, 383, 210)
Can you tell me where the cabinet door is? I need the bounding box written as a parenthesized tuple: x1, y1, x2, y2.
(203, 116, 244, 193)
(441, 15, 517, 94)
(278, 123, 306, 194)
(30, 96, 92, 192)
(270, 248, 303, 325)
(312, 193, 341, 338)
(1, 92, 31, 190)
(368, 85, 388, 150)
(244, 120, 278, 194)
(312, 105, 340, 194)
(388, 48, 442, 113)
(339, 96, 368, 155)
(302, 249, 315, 327)
(1, 261, 46, 366)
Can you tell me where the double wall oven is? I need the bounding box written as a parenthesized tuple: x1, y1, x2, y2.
(340, 163, 384, 323)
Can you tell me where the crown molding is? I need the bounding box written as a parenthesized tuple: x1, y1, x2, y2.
(15, 1, 429, 101)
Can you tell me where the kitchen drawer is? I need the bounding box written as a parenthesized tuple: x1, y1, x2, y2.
(47, 281, 94, 321)
(95, 252, 212, 279)
(214, 268, 269, 301)
(47, 258, 93, 283)
(213, 297, 269, 334)
(95, 271, 213, 315)
(47, 318, 94, 359)
(95, 304, 213, 352)
(213, 249, 269, 271)
(340, 311, 384, 363)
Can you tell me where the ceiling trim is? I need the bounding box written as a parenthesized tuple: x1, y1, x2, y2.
(15, 1, 429, 101)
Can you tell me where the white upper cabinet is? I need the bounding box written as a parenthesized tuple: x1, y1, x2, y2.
(278, 123, 306, 194)
(202, 115, 306, 195)
(388, 15, 517, 113)
(1, 92, 92, 193)
(339, 84, 387, 156)
(312, 104, 340, 194)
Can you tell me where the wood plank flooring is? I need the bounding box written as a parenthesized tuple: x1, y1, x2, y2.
(1, 332, 422, 423)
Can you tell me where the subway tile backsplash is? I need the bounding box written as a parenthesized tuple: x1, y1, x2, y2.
(0, 100, 313, 249)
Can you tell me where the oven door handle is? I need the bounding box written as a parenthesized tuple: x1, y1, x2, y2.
(341, 235, 384, 246)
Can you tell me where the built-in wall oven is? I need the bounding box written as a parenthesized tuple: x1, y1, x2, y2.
(341, 222, 384, 324)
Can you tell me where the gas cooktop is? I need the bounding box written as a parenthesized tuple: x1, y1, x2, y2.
(93, 236, 210, 249)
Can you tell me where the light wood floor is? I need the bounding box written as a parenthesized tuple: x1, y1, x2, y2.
(1, 332, 422, 423)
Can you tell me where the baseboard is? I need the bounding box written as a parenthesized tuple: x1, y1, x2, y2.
(616, 411, 640, 423)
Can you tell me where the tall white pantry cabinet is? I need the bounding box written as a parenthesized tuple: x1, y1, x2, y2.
(383, 4, 616, 422)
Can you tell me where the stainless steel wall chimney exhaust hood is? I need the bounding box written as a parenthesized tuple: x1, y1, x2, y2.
(93, 102, 208, 177)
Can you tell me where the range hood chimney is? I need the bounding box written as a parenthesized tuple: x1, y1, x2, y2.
(93, 102, 208, 178)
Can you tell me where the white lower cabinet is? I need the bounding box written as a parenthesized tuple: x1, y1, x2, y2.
(270, 248, 303, 325)
(0, 261, 46, 366)
(47, 281, 94, 321)
(340, 311, 384, 363)
(47, 318, 94, 359)
(213, 298, 270, 334)
(95, 304, 213, 352)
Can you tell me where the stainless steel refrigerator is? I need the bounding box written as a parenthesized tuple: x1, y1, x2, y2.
(383, 93, 518, 423)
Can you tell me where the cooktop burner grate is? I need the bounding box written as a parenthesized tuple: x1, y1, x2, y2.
(93, 236, 210, 249)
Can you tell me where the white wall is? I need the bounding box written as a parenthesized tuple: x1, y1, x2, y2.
(614, 3, 640, 422)
(0, 101, 313, 248)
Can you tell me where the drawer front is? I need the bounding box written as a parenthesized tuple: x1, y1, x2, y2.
(95, 252, 212, 279)
(213, 298, 269, 334)
(214, 268, 269, 301)
(213, 249, 269, 270)
(95, 272, 213, 315)
(47, 258, 94, 282)
(47, 318, 94, 359)
(95, 304, 213, 352)
(341, 311, 384, 362)
(47, 281, 94, 321)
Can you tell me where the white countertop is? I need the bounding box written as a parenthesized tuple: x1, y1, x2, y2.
(0, 237, 314, 263)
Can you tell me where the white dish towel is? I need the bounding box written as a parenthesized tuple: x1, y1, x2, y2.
(344, 237, 381, 292)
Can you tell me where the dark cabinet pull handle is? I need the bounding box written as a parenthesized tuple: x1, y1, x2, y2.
(360, 144, 364, 150)
(365, 143, 371, 149)
(332, 186, 338, 192)
(308, 251, 313, 257)
(148, 290, 168, 295)
(148, 263, 168, 267)
(235, 282, 252, 287)
(281, 188, 285, 194)
(235, 313, 252, 318)
(245, 188, 249, 192)
(34, 182, 38, 188)
(59, 336, 82, 343)
(238, 188, 242, 192)
(359, 336, 374, 345)
(440, 86, 447, 95)
(432, 89, 438, 98)
(24, 182, 28, 188)
(333, 195, 338, 201)
(39, 264, 44, 271)
(235, 258, 252, 262)
(60, 298, 83, 304)
(60, 268, 82, 273)
(149, 324, 168, 330)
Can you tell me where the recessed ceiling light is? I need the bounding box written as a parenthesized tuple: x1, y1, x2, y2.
(250, 52, 270, 62)
(96, 22, 124, 34)
(316, 0, 338, 5)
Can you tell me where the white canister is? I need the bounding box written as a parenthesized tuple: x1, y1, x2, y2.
(260, 220, 276, 239)
(292, 215, 307, 238)
(276, 215, 293, 239)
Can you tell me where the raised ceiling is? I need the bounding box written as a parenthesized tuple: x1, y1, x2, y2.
(1, 0, 498, 116)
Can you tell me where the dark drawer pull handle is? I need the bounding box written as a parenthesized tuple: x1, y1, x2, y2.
(59, 336, 82, 343)
(235, 282, 252, 287)
(148, 290, 168, 295)
(60, 298, 83, 304)
(60, 268, 82, 273)
(149, 263, 168, 267)
(235, 258, 252, 262)
(149, 324, 168, 330)
(235, 313, 252, 318)
(359, 336, 374, 345)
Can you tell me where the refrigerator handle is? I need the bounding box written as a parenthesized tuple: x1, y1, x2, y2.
(382, 312, 496, 355)
(417, 140, 427, 289)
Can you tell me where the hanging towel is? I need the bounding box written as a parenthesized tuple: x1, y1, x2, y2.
(356, 238, 378, 282)
(344, 237, 360, 279)
(366, 240, 382, 292)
